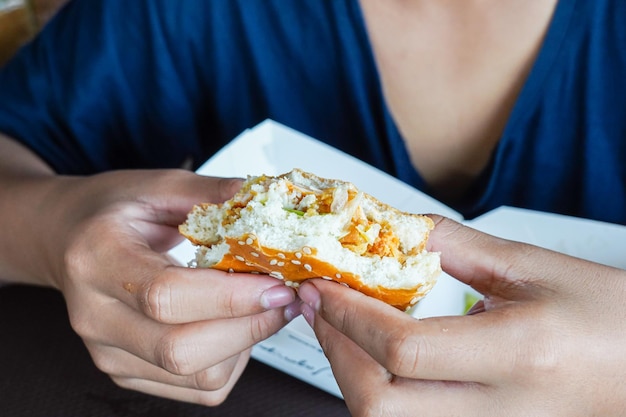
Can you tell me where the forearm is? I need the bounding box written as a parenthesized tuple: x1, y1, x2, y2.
(0, 133, 64, 288)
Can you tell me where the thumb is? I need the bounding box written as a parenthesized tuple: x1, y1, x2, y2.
(173, 173, 243, 207)
(206, 176, 245, 204)
(426, 215, 560, 301)
(142, 172, 243, 221)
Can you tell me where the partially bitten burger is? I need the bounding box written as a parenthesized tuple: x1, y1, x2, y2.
(179, 169, 441, 311)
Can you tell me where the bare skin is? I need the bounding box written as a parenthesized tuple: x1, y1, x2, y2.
(1, 0, 622, 413)
(299, 216, 626, 417)
(0, 135, 299, 405)
(360, 0, 558, 199)
(294, 8, 626, 413)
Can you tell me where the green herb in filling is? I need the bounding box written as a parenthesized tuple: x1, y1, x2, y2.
(283, 208, 305, 216)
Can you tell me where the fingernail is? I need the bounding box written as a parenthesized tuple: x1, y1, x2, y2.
(284, 300, 302, 322)
(301, 303, 315, 327)
(298, 283, 321, 311)
(261, 285, 296, 309)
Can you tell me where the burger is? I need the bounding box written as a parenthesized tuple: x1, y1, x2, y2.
(179, 169, 441, 311)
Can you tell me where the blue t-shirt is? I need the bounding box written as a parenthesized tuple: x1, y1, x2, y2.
(0, 0, 625, 224)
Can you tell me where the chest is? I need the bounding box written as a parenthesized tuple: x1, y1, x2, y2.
(359, 0, 558, 200)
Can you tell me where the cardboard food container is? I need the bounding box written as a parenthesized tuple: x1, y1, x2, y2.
(168, 120, 626, 398)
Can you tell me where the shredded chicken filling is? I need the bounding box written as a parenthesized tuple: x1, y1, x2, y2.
(338, 213, 404, 261)
(223, 178, 406, 261)
(289, 183, 405, 260)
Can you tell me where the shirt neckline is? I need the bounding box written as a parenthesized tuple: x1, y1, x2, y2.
(350, 0, 579, 215)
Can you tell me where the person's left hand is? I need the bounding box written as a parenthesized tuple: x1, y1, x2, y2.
(298, 215, 626, 417)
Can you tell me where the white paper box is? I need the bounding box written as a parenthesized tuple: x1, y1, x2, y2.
(168, 120, 626, 398)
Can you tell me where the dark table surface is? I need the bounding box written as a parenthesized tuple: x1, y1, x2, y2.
(0, 285, 351, 417)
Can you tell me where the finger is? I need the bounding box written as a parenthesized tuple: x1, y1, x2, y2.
(77, 170, 243, 228)
(146, 172, 244, 228)
(310, 303, 492, 417)
(426, 215, 594, 299)
(77, 220, 296, 323)
(181, 173, 244, 205)
(68, 215, 296, 323)
(91, 343, 243, 392)
(74, 299, 288, 376)
(133, 173, 244, 252)
(113, 351, 250, 407)
(300, 280, 519, 383)
(88, 171, 243, 253)
(305, 303, 394, 410)
(126, 170, 243, 215)
(93, 217, 297, 323)
(124, 264, 296, 324)
(64, 172, 294, 324)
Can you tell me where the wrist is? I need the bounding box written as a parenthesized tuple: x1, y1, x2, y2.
(0, 174, 79, 289)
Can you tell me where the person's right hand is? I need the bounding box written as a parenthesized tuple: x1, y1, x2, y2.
(0, 138, 297, 405)
(58, 170, 300, 405)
